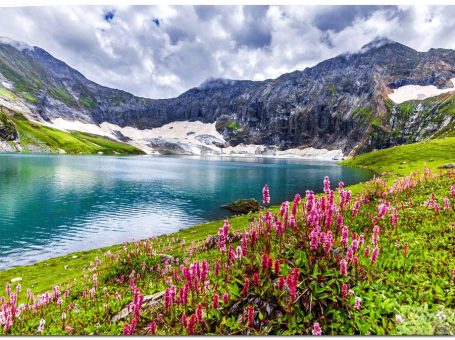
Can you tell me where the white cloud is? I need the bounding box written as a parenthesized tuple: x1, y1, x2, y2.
(0, 5, 454, 98)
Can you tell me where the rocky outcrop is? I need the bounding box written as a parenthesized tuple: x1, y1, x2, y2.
(223, 199, 261, 214)
(1, 36, 455, 155)
(0, 110, 17, 140)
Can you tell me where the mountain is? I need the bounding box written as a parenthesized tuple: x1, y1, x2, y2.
(1, 36, 455, 156)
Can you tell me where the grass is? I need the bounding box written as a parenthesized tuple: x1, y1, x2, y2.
(9, 113, 144, 155)
(340, 137, 455, 178)
(0, 87, 17, 101)
(0, 138, 455, 334)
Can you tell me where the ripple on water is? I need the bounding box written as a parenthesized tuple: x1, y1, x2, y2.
(0, 154, 373, 269)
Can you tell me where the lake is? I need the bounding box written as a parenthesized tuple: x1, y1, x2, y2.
(0, 154, 373, 269)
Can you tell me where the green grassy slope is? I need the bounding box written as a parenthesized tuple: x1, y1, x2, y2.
(340, 137, 455, 178)
(0, 110, 144, 155)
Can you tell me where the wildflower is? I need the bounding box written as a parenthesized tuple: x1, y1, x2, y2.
(181, 314, 187, 327)
(262, 184, 270, 204)
(364, 246, 370, 257)
(341, 225, 349, 246)
(37, 319, 46, 333)
(274, 260, 281, 276)
(242, 279, 250, 296)
(395, 315, 403, 324)
(253, 272, 259, 286)
(149, 321, 157, 335)
(354, 297, 362, 310)
(445, 197, 450, 210)
(310, 227, 320, 250)
(340, 259, 347, 277)
(61, 312, 66, 321)
(222, 293, 229, 304)
(312, 322, 322, 336)
(212, 294, 219, 309)
(372, 225, 380, 245)
(371, 247, 379, 264)
(324, 231, 333, 254)
(64, 326, 74, 333)
(247, 306, 254, 327)
(323, 176, 330, 195)
(341, 284, 348, 298)
(278, 276, 285, 291)
(351, 239, 359, 253)
(351, 201, 361, 217)
(186, 314, 196, 335)
(403, 243, 408, 257)
(346, 247, 353, 261)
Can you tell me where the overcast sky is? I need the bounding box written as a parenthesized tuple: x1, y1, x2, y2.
(0, 5, 454, 98)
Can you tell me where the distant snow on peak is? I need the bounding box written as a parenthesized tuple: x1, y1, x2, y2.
(0, 36, 32, 51)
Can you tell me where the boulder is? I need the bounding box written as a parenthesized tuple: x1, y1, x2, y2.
(223, 199, 261, 214)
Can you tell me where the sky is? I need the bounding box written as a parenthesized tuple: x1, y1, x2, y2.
(0, 5, 454, 99)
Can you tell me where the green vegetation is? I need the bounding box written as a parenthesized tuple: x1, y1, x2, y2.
(227, 120, 240, 131)
(79, 97, 96, 109)
(19, 92, 38, 103)
(9, 112, 144, 155)
(340, 137, 455, 177)
(49, 87, 76, 107)
(0, 138, 454, 334)
(0, 87, 17, 101)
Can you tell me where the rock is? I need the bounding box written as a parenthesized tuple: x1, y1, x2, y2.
(11, 277, 22, 283)
(438, 163, 455, 169)
(72, 255, 78, 259)
(223, 199, 261, 214)
(0, 111, 18, 141)
(111, 291, 165, 322)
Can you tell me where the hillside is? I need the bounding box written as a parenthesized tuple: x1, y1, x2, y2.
(1, 36, 455, 156)
(0, 139, 454, 335)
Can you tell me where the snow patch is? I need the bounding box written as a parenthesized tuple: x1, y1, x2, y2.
(388, 79, 455, 104)
(39, 118, 344, 160)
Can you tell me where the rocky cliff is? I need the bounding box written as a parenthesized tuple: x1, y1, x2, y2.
(1, 36, 455, 156)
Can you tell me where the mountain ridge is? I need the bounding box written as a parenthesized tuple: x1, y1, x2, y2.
(1, 36, 455, 156)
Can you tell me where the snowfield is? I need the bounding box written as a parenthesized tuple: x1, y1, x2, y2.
(388, 78, 455, 104)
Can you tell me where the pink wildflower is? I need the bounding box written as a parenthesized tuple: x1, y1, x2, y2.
(222, 293, 229, 304)
(212, 294, 219, 309)
(340, 259, 347, 277)
(242, 279, 250, 296)
(149, 321, 157, 335)
(262, 184, 270, 204)
(312, 322, 322, 336)
(341, 284, 348, 298)
(64, 326, 74, 333)
(247, 306, 254, 327)
(371, 247, 379, 264)
(354, 297, 362, 310)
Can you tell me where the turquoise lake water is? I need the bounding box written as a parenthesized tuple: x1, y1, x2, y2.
(0, 154, 373, 269)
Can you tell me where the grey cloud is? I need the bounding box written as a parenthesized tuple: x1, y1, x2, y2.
(0, 5, 454, 99)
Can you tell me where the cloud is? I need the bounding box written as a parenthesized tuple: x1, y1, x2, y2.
(0, 5, 454, 99)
